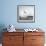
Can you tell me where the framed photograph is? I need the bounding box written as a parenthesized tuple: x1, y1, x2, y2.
(17, 5, 35, 23)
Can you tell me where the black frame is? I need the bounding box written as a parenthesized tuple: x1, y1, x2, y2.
(17, 5, 35, 23)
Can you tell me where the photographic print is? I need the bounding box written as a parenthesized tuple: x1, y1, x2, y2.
(17, 5, 35, 23)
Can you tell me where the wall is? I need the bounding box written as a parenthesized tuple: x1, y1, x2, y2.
(0, 0, 45, 28)
(0, 0, 46, 29)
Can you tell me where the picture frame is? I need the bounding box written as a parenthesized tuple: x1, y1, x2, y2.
(17, 5, 35, 23)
